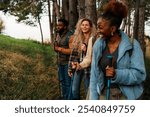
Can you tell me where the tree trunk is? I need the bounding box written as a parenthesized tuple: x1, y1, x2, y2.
(133, 0, 146, 55)
(133, 0, 139, 39)
(48, 0, 53, 43)
(127, 8, 131, 37)
(138, 0, 146, 55)
(37, 15, 44, 44)
(77, 0, 85, 19)
(52, 0, 57, 44)
(69, 0, 78, 30)
(85, 0, 97, 25)
(120, 19, 127, 32)
(54, 0, 61, 19)
(62, 0, 69, 20)
(58, 0, 61, 7)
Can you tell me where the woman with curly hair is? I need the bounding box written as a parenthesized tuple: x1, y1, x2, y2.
(89, 0, 146, 100)
(68, 18, 96, 99)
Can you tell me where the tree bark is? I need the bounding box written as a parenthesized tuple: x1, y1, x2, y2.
(62, 0, 69, 20)
(133, 0, 146, 55)
(138, 0, 146, 55)
(133, 0, 139, 39)
(37, 15, 44, 44)
(85, 0, 97, 25)
(48, 0, 53, 43)
(69, 0, 78, 30)
(120, 19, 127, 32)
(77, 0, 85, 19)
(127, 7, 131, 37)
(54, 0, 61, 19)
(52, 0, 57, 44)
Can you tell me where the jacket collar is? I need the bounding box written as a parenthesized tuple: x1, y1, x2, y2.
(117, 30, 133, 61)
(98, 30, 133, 61)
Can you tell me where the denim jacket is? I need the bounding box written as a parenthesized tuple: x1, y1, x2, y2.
(89, 31, 146, 100)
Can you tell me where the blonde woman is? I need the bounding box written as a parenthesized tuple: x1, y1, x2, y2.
(68, 18, 96, 99)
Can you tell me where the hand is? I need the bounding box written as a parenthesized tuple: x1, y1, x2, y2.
(105, 66, 116, 78)
(71, 62, 79, 69)
(54, 46, 62, 52)
(68, 71, 73, 77)
(54, 45, 59, 52)
(76, 64, 82, 71)
(81, 43, 87, 53)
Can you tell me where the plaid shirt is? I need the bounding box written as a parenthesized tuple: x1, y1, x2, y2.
(68, 42, 91, 78)
(68, 47, 80, 72)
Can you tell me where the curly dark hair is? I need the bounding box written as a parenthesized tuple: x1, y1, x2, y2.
(101, 0, 128, 29)
(58, 19, 69, 27)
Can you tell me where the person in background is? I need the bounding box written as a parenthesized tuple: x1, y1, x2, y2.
(54, 19, 74, 100)
(68, 18, 96, 100)
(89, 0, 146, 100)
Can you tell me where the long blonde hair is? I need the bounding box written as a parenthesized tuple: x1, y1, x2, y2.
(73, 18, 96, 52)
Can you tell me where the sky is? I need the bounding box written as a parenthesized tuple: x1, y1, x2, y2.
(0, 11, 50, 42)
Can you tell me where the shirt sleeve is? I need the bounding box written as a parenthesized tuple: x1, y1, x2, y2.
(79, 37, 93, 68)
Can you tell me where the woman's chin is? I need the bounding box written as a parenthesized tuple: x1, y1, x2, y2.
(100, 34, 105, 39)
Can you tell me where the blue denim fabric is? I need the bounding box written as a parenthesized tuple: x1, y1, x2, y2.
(72, 70, 90, 100)
(68, 75, 74, 100)
(58, 64, 71, 100)
(90, 31, 146, 100)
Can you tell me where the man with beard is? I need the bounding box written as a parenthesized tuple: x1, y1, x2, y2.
(54, 19, 74, 100)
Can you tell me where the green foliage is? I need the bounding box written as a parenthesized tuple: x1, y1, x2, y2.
(0, 35, 52, 60)
(2, 0, 47, 26)
(0, 34, 60, 99)
(0, 0, 10, 11)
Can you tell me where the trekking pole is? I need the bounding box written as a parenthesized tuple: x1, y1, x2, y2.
(106, 55, 113, 100)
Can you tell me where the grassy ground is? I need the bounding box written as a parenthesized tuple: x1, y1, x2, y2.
(0, 34, 60, 99)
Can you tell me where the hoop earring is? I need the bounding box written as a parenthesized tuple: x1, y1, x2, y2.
(111, 32, 114, 36)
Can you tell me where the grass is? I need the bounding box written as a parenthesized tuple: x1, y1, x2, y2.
(0, 35, 55, 66)
(0, 34, 60, 99)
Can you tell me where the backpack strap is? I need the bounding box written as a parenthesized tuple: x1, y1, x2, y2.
(65, 29, 74, 45)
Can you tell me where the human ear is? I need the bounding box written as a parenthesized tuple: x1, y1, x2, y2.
(111, 26, 117, 36)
